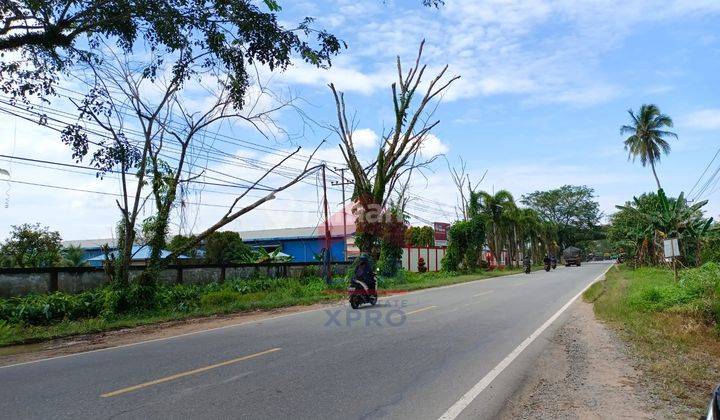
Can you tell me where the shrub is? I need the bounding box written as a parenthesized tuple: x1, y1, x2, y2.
(418, 257, 427, 273)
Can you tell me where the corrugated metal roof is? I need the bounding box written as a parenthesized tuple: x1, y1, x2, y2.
(63, 238, 116, 248)
(63, 225, 352, 250)
(237, 226, 330, 240)
(87, 245, 188, 261)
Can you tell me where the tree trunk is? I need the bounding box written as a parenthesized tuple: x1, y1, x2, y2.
(650, 161, 662, 190)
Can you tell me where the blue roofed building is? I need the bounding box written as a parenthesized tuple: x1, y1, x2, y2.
(235, 226, 351, 263)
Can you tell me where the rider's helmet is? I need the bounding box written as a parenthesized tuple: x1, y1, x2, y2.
(358, 253, 369, 263)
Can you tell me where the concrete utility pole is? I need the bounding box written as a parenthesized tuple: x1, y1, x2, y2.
(321, 164, 332, 284)
(331, 167, 352, 261)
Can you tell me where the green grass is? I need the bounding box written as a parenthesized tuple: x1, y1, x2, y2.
(0, 268, 523, 347)
(583, 264, 720, 418)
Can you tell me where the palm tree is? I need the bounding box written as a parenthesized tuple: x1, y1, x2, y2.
(620, 104, 677, 190)
(477, 190, 516, 266)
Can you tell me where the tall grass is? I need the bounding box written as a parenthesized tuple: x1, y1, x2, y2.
(584, 264, 720, 417)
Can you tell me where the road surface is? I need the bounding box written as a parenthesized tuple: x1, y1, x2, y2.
(0, 262, 612, 419)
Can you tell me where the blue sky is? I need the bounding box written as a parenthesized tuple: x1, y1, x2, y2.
(1, 0, 720, 240)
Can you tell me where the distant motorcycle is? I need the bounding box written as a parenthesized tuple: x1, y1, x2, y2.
(523, 259, 531, 274)
(544, 262, 551, 272)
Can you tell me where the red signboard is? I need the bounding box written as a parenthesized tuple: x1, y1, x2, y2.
(433, 222, 450, 246)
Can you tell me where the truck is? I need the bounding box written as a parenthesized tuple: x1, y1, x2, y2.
(563, 246, 582, 267)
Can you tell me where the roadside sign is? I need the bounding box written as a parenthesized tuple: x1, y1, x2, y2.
(433, 222, 450, 247)
(663, 238, 680, 258)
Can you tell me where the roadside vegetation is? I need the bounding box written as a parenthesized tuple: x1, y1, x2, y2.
(0, 268, 522, 347)
(581, 103, 720, 417)
(584, 264, 720, 417)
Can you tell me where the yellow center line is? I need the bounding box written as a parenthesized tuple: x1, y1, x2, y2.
(100, 347, 281, 398)
(472, 291, 494, 298)
(406, 305, 437, 316)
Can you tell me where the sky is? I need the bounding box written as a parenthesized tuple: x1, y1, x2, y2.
(1, 0, 720, 242)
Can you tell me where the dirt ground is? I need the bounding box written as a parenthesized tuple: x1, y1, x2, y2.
(500, 300, 659, 419)
(0, 301, 342, 367)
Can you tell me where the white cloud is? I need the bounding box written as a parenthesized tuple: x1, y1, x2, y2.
(351, 128, 378, 149)
(276, 0, 720, 107)
(682, 109, 720, 130)
(420, 134, 449, 157)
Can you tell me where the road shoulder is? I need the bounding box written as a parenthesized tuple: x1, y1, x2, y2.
(500, 299, 655, 419)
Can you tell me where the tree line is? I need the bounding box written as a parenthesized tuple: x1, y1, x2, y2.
(442, 185, 602, 271)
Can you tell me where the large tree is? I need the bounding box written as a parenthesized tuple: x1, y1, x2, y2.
(620, 104, 677, 190)
(0, 0, 344, 106)
(329, 40, 459, 257)
(521, 185, 601, 250)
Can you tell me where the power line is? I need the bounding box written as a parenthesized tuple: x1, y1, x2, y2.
(0, 156, 321, 204)
(6, 179, 320, 214)
(0, 98, 346, 193)
(688, 146, 720, 200)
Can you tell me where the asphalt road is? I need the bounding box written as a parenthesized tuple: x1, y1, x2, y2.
(0, 262, 612, 420)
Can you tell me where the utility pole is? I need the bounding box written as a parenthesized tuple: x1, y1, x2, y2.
(331, 167, 353, 261)
(321, 164, 332, 284)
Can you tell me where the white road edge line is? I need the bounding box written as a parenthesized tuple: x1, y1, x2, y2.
(0, 267, 547, 369)
(437, 263, 613, 420)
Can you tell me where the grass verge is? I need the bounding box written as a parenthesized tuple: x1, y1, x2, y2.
(583, 264, 720, 418)
(0, 268, 523, 347)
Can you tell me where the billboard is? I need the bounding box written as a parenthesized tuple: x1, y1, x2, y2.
(433, 222, 450, 247)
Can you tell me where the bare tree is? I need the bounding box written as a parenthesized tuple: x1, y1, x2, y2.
(62, 48, 311, 288)
(447, 157, 486, 220)
(329, 40, 459, 255)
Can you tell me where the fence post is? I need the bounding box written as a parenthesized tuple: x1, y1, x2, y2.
(49, 271, 59, 293)
(176, 267, 183, 285)
(220, 265, 226, 283)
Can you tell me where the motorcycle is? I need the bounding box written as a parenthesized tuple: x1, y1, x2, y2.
(544, 262, 551, 272)
(348, 278, 378, 309)
(523, 261, 531, 274)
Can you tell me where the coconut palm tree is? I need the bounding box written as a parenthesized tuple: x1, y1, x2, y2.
(620, 104, 677, 190)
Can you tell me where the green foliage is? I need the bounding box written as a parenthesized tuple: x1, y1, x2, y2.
(1, 0, 345, 109)
(620, 104, 677, 189)
(442, 218, 484, 271)
(701, 234, 720, 263)
(405, 226, 434, 247)
(167, 234, 200, 259)
(521, 185, 601, 250)
(204, 231, 252, 264)
(625, 263, 720, 324)
(253, 247, 292, 264)
(612, 189, 713, 266)
(378, 240, 402, 277)
(0, 223, 63, 268)
(200, 290, 243, 308)
(60, 245, 88, 267)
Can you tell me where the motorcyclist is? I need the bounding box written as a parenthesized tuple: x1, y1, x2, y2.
(353, 254, 376, 292)
(550, 255, 557, 268)
(522, 255, 531, 269)
(543, 255, 551, 266)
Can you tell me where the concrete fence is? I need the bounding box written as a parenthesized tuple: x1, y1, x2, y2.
(402, 247, 446, 272)
(0, 262, 351, 298)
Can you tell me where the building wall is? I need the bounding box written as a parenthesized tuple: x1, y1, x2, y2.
(245, 237, 346, 263)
